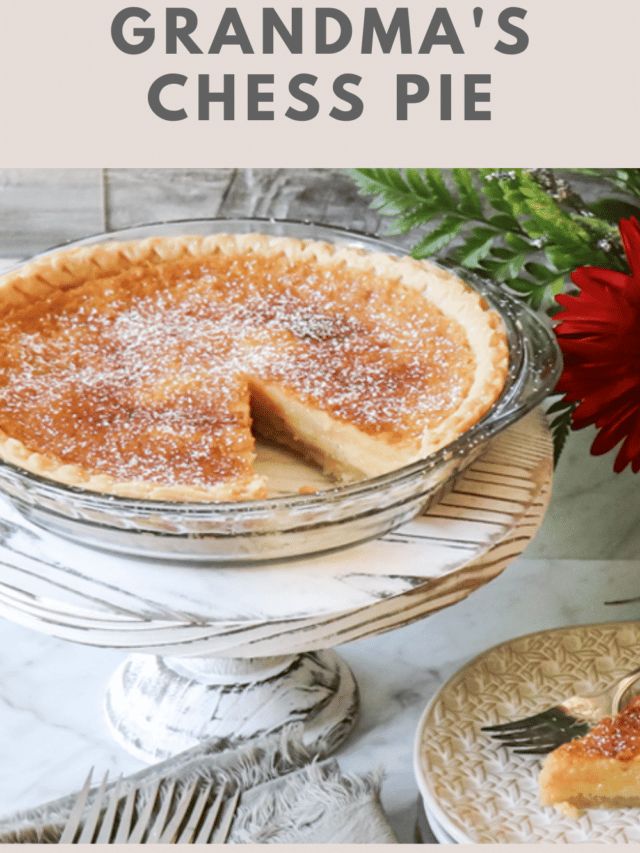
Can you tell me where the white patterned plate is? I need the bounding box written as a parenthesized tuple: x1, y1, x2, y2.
(416, 797, 457, 844)
(426, 806, 457, 844)
(415, 621, 640, 843)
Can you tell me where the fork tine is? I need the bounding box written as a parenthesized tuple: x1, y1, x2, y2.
(59, 769, 94, 843)
(494, 735, 565, 748)
(486, 713, 589, 749)
(210, 790, 241, 843)
(146, 779, 177, 843)
(95, 775, 123, 844)
(513, 745, 562, 755)
(481, 709, 560, 732)
(175, 782, 214, 843)
(77, 771, 109, 843)
(194, 784, 227, 844)
(484, 722, 554, 736)
(113, 783, 137, 843)
(157, 779, 199, 843)
(128, 778, 162, 844)
(488, 727, 559, 743)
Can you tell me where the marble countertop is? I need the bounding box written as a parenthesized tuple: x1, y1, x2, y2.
(0, 554, 638, 842)
(0, 255, 639, 842)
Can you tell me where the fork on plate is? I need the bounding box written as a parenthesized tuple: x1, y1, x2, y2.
(58, 770, 240, 844)
(482, 665, 640, 754)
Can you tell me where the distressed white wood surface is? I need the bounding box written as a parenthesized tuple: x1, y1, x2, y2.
(0, 412, 551, 656)
(105, 650, 360, 763)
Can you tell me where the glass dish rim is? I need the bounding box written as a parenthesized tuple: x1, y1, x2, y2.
(0, 216, 561, 514)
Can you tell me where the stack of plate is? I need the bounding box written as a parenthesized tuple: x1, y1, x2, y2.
(415, 797, 456, 844)
(413, 622, 640, 844)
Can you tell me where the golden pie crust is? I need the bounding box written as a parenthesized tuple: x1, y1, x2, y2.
(0, 234, 509, 501)
(540, 697, 640, 813)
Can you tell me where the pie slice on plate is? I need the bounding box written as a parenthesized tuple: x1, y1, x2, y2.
(540, 696, 640, 813)
(0, 234, 508, 501)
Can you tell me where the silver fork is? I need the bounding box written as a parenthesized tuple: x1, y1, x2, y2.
(482, 665, 640, 754)
(59, 770, 241, 843)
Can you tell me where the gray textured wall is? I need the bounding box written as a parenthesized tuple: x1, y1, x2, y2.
(0, 169, 388, 258)
(0, 168, 617, 260)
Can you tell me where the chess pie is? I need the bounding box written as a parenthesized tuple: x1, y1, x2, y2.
(540, 697, 640, 813)
(0, 234, 508, 501)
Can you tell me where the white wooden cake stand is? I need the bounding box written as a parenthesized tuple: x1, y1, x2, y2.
(0, 412, 552, 763)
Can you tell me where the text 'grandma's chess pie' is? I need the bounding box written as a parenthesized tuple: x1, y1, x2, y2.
(540, 697, 640, 814)
(0, 234, 508, 501)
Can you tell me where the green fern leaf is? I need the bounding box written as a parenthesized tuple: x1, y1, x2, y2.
(455, 228, 495, 268)
(504, 233, 532, 252)
(517, 172, 591, 248)
(423, 169, 455, 207)
(411, 216, 463, 258)
(492, 251, 528, 282)
(452, 169, 482, 216)
(548, 400, 577, 466)
(404, 169, 437, 200)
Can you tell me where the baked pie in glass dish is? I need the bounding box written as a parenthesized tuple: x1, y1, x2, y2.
(0, 219, 560, 562)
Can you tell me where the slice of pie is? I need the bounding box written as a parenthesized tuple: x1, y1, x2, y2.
(0, 234, 508, 501)
(540, 697, 640, 812)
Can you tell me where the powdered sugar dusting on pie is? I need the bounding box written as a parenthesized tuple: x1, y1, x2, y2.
(0, 238, 507, 499)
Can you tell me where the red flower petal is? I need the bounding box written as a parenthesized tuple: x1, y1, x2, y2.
(591, 409, 638, 456)
(554, 218, 640, 473)
(619, 217, 640, 277)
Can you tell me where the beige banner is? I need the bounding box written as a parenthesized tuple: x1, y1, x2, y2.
(0, 0, 637, 166)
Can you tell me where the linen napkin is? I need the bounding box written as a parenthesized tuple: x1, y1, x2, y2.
(0, 726, 396, 844)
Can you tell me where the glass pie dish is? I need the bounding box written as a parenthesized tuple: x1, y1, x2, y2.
(0, 219, 561, 563)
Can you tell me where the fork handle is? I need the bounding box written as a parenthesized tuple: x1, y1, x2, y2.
(611, 666, 640, 714)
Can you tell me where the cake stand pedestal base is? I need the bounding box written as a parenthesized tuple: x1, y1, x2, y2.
(104, 650, 359, 763)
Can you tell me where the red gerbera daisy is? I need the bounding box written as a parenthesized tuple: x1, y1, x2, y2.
(555, 217, 640, 473)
